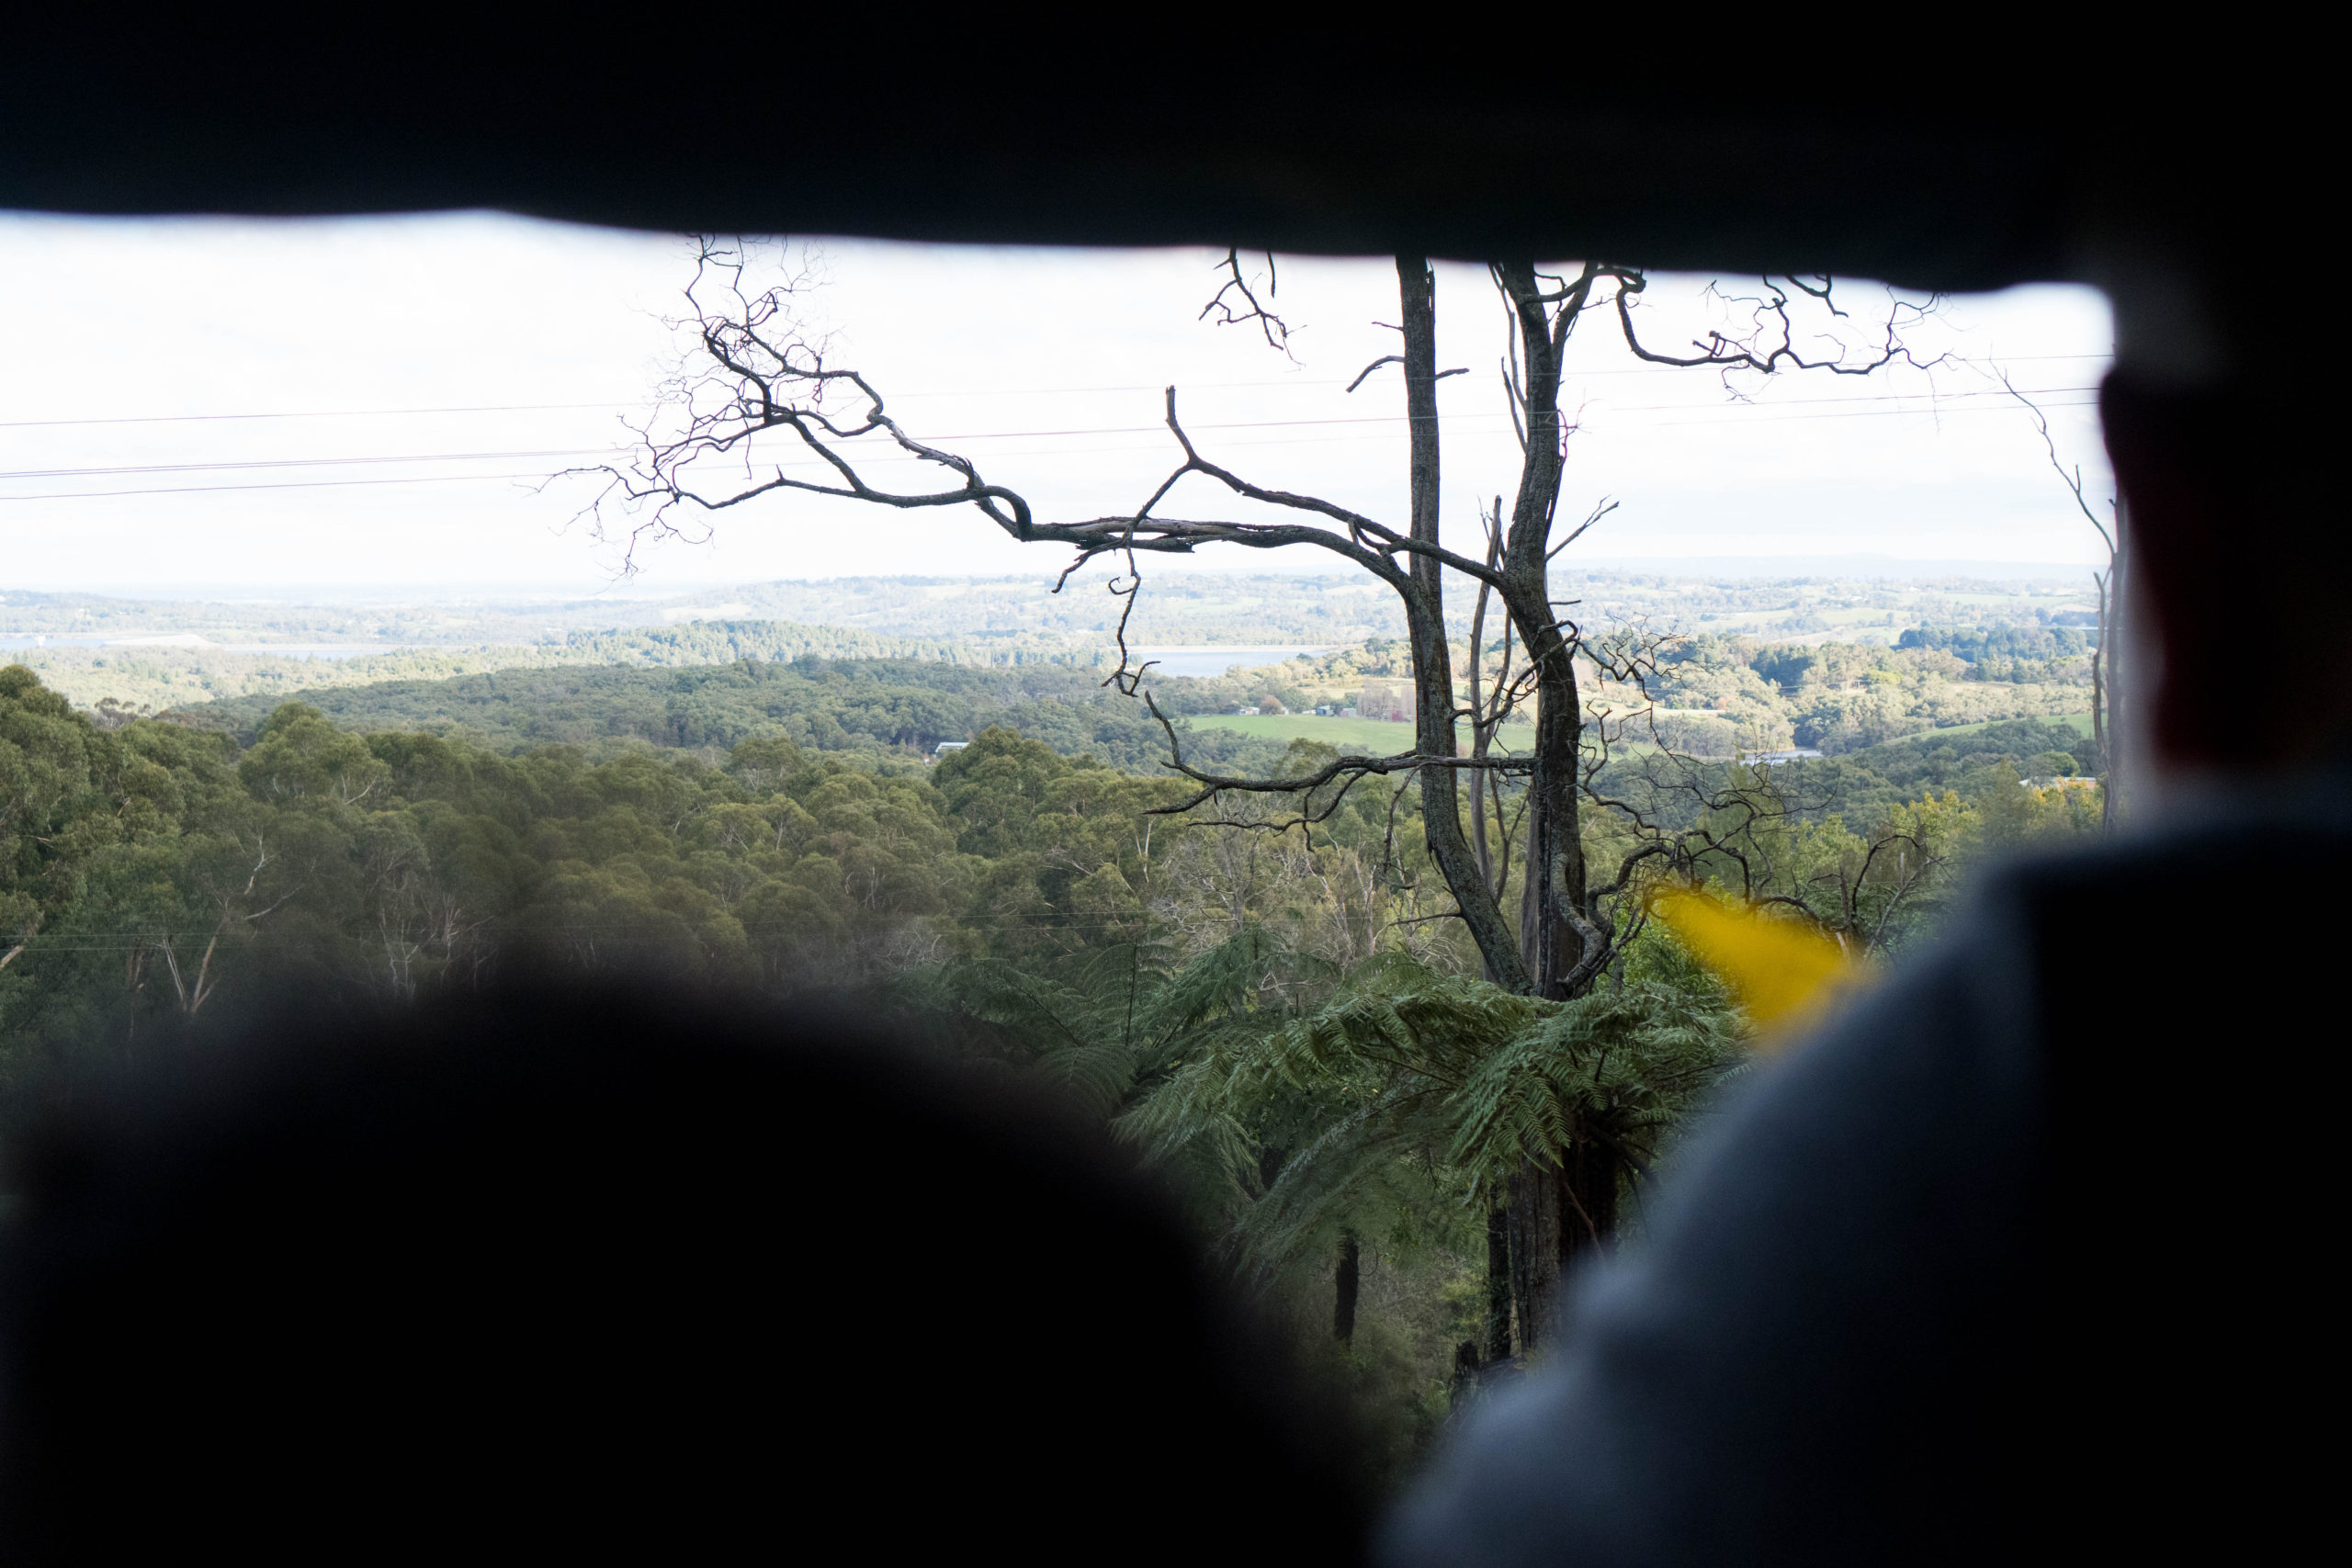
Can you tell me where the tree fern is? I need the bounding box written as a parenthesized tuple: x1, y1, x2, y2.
(914, 927, 1321, 1125)
(1126, 954, 1739, 1280)
(1447, 982, 1743, 1200)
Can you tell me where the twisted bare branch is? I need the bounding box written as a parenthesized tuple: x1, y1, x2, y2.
(1610, 271, 1944, 386)
(1201, 249, 1295, 358)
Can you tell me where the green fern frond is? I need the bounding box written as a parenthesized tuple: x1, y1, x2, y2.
(1447, 982, 1740, 1194)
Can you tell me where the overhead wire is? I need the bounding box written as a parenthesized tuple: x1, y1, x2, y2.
(2, 385, 2103, 504)
(0, 446, 616, 483)
(0, 355, 2114, 430)
(0, 472, 564, 504)
(0, 401, 633, 431)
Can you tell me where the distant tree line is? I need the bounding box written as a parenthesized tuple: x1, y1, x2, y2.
(173, 657, 1297, 775)
(1897, 623, 2098, 663)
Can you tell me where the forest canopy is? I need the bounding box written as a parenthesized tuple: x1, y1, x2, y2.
(2, 649, 2098, 1475)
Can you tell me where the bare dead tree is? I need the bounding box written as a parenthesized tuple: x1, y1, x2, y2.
(1476, 263, 1942, 1004)
(582, 243, 1533, 988)
(580, 241, 1937, 1013)
(2004, 372, 2122, 827)
(581, 239, 1940, 1357)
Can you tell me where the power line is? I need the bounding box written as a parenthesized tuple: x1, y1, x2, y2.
(1634, 397, 2098, 429)
(0, 385, 2098, 482)
(0, 446, 616, 483)
(789, 384, 2099, 446)
(673, 395, 2102, 468)
(0, 471, 558, 504)
(0, 393, 2103, 504)
(0, 356, 2115, 430)
(1, 401, 2107, 505)
(0, 401, 631, 432)
(1584, 385, 2097, 414)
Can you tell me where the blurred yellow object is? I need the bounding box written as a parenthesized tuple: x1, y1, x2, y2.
(1653, 889, 1867, 1049)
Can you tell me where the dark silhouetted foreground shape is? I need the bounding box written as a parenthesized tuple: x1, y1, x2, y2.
(0, 984, 1365, 1561)
(1383, 798, 2346, 1564)
(0, 19, 2331, 1565)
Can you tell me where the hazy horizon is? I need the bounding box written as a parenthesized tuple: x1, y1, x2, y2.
(1, 556, 2102, 610)
(3, 212, 2114, 597)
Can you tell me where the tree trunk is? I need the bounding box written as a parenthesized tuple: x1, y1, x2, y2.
(1464, 507, 1508, 930)
(1515, 630, 1594, 998)
(1479, 264, 1621, 1342)
(1467, 585, 1495, 901)
(2090, 569, 2109, 783)
(2102, 497, 2129, 827)
(1395, 254, 1528, 992)
(1508, 1136, 1626, 1353)
(1484, 1201, 1513, 1361)
(1450, 1339, 1482, 1408)
(1557, 1134, 1621, 1289)
(1490, 263, 1595, 1000)
(1334, 1231, 1361, 1345)
(1506, 1162, 1562, 1352)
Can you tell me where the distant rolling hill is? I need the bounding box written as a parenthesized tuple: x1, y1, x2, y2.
(177, 656, 1293, 776)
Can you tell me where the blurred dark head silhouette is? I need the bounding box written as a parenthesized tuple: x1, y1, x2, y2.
(0, 980, 1366, 1561)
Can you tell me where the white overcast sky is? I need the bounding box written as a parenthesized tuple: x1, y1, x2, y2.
(0, 211, 2114, 596)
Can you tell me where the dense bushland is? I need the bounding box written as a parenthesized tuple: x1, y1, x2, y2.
(2, 661, 2100, 1481)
